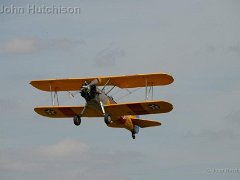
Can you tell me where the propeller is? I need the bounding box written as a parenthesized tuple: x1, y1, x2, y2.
(88, 78, 101, 86)
(67, 78, 101, 101)
(80, 79, 101, 101)
(81, 78, 101, 90)
(67, 79, 101, 96)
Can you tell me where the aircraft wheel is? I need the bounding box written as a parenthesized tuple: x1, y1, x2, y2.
(132, 133, 136, 140)
(104, 114, 112, 125)
(73, 115, 81, 126)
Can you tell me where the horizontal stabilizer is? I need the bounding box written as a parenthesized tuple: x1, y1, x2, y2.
(132, 118, 161, 128)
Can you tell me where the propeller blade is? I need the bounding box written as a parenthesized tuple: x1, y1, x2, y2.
(89, 78, 101, 86)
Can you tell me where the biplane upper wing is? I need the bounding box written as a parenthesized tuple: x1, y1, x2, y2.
(105, 100, 173, 117)
(30, 73, 174, 91)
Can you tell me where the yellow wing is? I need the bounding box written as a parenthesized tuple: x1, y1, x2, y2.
(105, 100, 173, 117)
(34, 106, 102, 118)
(34, 100, 173, 118)
(30, 73, 174, 91)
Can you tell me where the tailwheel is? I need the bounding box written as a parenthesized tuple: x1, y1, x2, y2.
(104, 114, 112, 125)
(132, 132, 136, 140)
(73, 115, 81, 126)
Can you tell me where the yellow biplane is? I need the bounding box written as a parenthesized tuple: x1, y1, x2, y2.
(30, 73, 174, 139)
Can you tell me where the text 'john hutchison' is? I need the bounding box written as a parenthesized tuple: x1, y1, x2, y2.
(0, 4, 81, 14)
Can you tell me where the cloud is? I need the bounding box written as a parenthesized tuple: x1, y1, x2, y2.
(94, 47, 125, 67)
(226, 110, 240, 126)
(38, 139, 88, 158)
(0, 139, 142, 180)
(50, 39, 85, 51)
(206, 45, 216, 54)
(0, 38, 84, 55)
(204, 43, 240, 55)
(0, 98, 18, 114)
(185, 129, 240, 142)
(228, 42, 240, 54)
(0, 38, 38, 54)
(0, 139, 88, 172)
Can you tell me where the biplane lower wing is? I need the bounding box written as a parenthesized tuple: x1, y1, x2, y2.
(30, 73, 174, 91)
(34, 106, 103, 118)
(105, 100, 173, 117)
(34, 100, 173, 118)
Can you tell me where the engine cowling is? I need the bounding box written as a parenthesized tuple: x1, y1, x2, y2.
(80, 84, 97, 101)
(80, 79, 101, 101)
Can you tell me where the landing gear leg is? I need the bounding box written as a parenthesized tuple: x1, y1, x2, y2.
(73, 104, 87, 126)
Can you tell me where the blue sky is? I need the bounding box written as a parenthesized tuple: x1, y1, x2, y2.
(1, 0, 240, 180)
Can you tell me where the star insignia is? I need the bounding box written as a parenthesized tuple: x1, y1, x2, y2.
(148, 104, 160, 110)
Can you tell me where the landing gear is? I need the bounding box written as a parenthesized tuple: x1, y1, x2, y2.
(132, 133, 136, 139)
(73, 115, 81, 126)
(104, 114, 112, 125)
(131, 125, 139, 139)
(99, 101, 112, 125)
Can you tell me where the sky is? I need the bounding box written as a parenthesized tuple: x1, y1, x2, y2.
(0, 0, 240, 179)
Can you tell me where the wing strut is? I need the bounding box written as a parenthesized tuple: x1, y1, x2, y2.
(49, 83, 59, 106)
(106, 85, 116, 95)
(145, 79, 154, 101)
(101, 78, 111, 92)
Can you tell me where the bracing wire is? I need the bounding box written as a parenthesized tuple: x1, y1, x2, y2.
(115, 87, 141, 101)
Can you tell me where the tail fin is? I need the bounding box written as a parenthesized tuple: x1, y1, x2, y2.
(131, 118, 161, 128)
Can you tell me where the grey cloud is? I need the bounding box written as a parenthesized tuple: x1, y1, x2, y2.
(228, 43, 240, 54)
(185, 128, 240, 142)
(206, 43, 240, 54)
(0, 139, 142, 180)
(49, 39, 85, 51)
(94, 47, 125, 68)
(226, 110, 240, 126)
(0, 99, 18, 114)
(0, 38, 84, 55)
(0, 139, 88, 172)
(0, 38, 38, 54)
(206, 45, 216, 54)
(0, 97, 32, 119)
